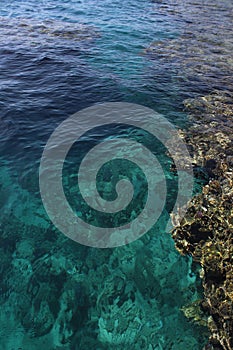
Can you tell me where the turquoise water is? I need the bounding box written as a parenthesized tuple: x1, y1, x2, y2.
(1, 0, 232, 349)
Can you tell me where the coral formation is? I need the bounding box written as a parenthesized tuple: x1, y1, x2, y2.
(172, 91, 233, 350)
(0, 16, 100, 50)
(145, 0, 233, 94)
(0, 192, 208, 349)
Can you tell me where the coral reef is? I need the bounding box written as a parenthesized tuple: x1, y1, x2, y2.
(0, 16, 100, 50)
(145, 0, 233, 95)
(172, 91, 233, 350)
(0, 194, 208, 349)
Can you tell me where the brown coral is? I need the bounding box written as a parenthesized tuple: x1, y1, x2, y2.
(171, 91, 233, 350)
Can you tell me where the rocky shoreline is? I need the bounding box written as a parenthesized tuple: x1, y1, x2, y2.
(171, 90, 233, 350)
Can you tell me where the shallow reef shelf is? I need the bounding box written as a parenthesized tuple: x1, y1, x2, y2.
(172, 91, 233, 350)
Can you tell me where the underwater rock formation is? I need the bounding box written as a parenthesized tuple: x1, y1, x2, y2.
(0, 209, 207, 349)
(145, 0, 233, 94)
(171, 91, 233, 350)
(0, 16, 100, 50)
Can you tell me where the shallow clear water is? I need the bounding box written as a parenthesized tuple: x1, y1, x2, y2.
(0, 0, 232, 349)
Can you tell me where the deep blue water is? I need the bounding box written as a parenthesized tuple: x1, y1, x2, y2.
(0, 0, 188, 167)
(0, 0, 232, 349)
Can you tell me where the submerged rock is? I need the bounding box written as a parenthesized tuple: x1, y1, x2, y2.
(145, 0, 233, 94)
(171, 91, 233, 350)
(0, 16, 100, 50)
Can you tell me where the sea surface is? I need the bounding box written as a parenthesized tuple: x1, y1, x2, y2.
(0, 0, 232, 349)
